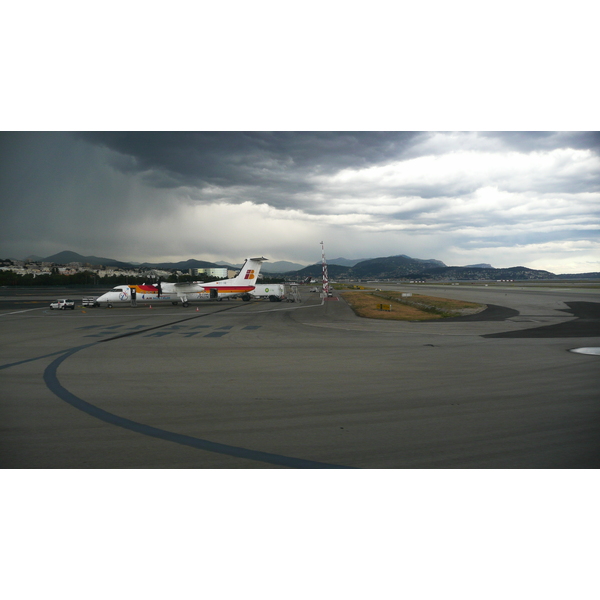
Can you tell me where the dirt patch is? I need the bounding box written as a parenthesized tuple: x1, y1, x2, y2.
(340, 291, 486, 321)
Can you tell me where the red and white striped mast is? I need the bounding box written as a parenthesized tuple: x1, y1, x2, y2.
(320, 241, 329, 296)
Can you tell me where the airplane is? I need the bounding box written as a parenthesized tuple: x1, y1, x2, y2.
(96, 257, 268, 308)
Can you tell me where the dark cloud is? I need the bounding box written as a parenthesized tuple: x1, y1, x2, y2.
(0, 132, 176, 258)
(482, 131, 600, 154)
(78, 131, 422, 189)
(76, 132, 600, 202)
(1, 131, 598, 272)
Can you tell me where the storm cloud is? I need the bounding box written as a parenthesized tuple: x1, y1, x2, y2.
(1, 131, 599, 273)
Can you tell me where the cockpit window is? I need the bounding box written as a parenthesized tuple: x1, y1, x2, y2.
(111, 288, 124, 292)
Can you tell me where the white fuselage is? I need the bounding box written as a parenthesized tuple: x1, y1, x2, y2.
(94, 256, 268, 307)
(96, 284, 246, 305)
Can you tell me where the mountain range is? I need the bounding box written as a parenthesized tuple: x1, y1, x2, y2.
(216, 260, 307, 273)
(33, 251, 225, 271)
(13, 250, 600, 280)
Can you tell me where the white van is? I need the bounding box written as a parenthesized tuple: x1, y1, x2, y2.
(50, 299, 75, 310)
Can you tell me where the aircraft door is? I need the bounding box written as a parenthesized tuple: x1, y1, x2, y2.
(131, 287, 137, 307)
(210, 289, 218, 299)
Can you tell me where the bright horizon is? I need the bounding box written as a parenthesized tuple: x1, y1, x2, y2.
(4, 247, 595, 275)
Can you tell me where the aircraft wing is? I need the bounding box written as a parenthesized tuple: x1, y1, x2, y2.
(170, 282, 206, 293)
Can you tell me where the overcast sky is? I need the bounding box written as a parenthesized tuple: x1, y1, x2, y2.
(2, 3, 599, 274)
(0, 131, 599, 273)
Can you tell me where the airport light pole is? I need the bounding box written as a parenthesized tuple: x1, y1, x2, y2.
(320, 241, 329, 296)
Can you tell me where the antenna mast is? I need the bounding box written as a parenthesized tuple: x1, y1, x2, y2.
(320, 241, 329, 296)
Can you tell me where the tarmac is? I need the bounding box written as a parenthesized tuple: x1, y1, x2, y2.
(1, 283, 599, 468)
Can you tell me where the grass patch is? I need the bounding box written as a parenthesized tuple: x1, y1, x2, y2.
(340, 291, 485, 321)
(332, 283, 375, 290)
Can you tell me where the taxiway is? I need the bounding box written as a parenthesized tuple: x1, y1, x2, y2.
(1, 284, 599, 468)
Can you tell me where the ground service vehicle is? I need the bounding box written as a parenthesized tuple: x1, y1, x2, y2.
(250, 284, 287, 302)
(50, 299, 75, 310)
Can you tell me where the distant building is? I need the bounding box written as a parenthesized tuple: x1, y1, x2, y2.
(189, 267, 230, 278)
(146, 269, 171, 279)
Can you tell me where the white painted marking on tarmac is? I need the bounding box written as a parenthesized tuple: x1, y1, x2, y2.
(251, 303, 325, 313)
(0, 307, 46, 316)
(300, 322, 477, 335)
(569, 347, 600, 356)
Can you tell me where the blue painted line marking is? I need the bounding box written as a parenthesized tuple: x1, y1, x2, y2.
(0, 343, 96, 371)
(42, 346, 350, 469)
(4, 301, 352, 468)
(144, 332, 172, 337)
(217, 326, 234, 330)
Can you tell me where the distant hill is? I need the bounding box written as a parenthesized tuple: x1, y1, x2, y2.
(557, 272, 600, 279)
(216, 260, 243, 268)
(292, 263, 353, 278)
(398, 255, 446, 268)
(327, 257, 373, 267)
(314, 256, 444, 269)
(284, 255, 558, 281)
(24, 250, 598, 280)
(420, 266, 555, 281)
(41, 251, 222, 271)
(350, 255, 447, 278)
(289, 255, 447, 277)
(216, 260, 307, 273)
(263, 260, 308, 273)
(43, 251, 136, 269)
(141, 259, 221, 270)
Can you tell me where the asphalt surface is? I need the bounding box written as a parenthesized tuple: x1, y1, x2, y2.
(1, 283, 599, 468)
